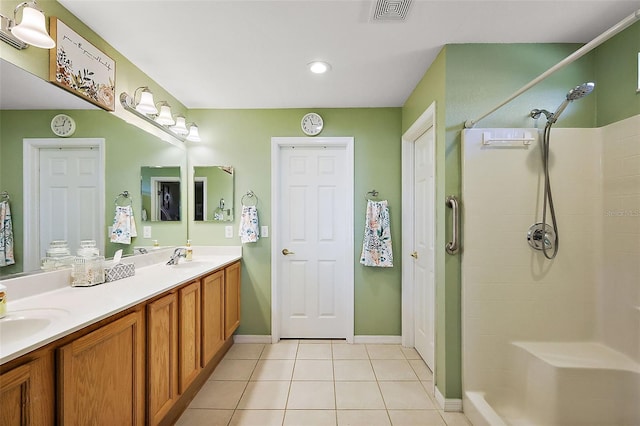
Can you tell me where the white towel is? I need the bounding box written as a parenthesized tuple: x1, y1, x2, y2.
(239, 205, 260, 244)
(110, 205, 137, 244)
(0, 200, 15, 267)
(360, 199, 393, 267)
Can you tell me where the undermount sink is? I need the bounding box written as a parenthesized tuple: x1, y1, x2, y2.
(168, 260, 206, 269)
(0, 308, 70, 343)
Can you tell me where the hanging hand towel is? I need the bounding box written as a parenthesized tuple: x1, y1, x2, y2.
(239, 205, 260, 244)
(0, 200, 15, 267)
(110, 205, 136, 244)
(360, 199, 393, 267)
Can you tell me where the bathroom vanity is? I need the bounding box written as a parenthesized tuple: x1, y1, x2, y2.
(0, 247, 241, 426)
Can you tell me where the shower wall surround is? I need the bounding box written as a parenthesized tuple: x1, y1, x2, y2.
(461, 116, 640, 424)
(600, 114, 640, 362)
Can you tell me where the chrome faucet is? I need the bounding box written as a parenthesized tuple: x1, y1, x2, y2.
(167, 247, 187, 265)
(134, 247, 148, 255)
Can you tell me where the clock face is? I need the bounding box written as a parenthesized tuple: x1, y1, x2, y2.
(51, 114, 76, 137)
(301, 113, 323, 136)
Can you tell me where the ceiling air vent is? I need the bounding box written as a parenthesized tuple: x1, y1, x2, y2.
(371, 0, 412, 22)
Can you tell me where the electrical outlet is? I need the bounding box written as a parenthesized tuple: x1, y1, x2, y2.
(261, 225, 269, 238)
(225, 225, 233, 238)
(143, 226, 152, 238)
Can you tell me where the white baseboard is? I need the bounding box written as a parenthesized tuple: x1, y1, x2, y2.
(435, 386, 463, 412)
(233, 335, 272, 344)
(353, 335, 402, 344)
(233, 335, 403, 345)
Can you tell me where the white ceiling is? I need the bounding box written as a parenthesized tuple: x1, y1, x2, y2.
(32, 1, 640, 108)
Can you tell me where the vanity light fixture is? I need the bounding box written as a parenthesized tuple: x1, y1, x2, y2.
(155, 102, 176, 126)
(120, 90, 203, 143)
(170, 116, 189, 136)
(308, 61, 331, 74)
(186, 123, 201, 142)
(0, 1, 55, 50)
(134, 87, 158, 115)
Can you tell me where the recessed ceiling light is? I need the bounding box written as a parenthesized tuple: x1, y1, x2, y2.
(308, 61, 331, 74)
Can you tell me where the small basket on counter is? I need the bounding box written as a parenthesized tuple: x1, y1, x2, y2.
(104, 262, 135, 282)
(71, 256, 105, 287)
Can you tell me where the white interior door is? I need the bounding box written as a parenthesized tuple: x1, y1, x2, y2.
(39, 147, 101, 258)
(272, 138, 354, 340)
(413, 127, 435, 371)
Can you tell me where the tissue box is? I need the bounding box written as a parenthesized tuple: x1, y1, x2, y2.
(105, 263, 135, 282)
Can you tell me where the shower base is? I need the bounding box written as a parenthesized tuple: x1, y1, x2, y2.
(464, 342, 640, 426)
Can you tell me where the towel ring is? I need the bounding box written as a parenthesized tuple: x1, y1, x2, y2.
(1, 191, 9, 201)
(241, 190, 258, 206)
(114, 191, 133, 206)
(366, 189, 380, 200)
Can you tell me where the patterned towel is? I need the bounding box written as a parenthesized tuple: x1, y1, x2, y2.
(0, 200, 15, 267)
(360, 199, 393, 267)
(239, 205, 260, 244)
(110, 205, 137, 244)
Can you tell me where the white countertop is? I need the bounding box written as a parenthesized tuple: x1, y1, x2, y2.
(0, 246, 241, 365)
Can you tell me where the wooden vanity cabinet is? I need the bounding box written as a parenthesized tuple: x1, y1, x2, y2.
(178, 281, 201, 393)
(147, 292, 179, 426)
(201, 269, 225, 366)
(57, 310, 145, 426)
(0, 352, 55, 426)
(224, 261, 241, 339)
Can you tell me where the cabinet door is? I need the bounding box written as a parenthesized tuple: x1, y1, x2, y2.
(58, 311, 145, 426)
(179, 281, 201, 393)
(201, 270, 225, 366)
(147, 293, 178, 426)
(224, 261, 241, 339)
(0, 354, 54, 426)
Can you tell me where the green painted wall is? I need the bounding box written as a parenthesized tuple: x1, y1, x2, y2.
(187, 108, 403, 336)
(594, 21, 640, 126)
(0, 109, 187, 276)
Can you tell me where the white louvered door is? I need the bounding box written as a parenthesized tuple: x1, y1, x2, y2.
(277, 144, 350, 338)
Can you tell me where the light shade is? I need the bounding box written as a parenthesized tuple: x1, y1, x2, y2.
(135, 89, 158, 114)
(11, 4, 55, 49)
(171, 116, 189, 135)
(155, 103, 175, 126)
(186, 124, 201, 142)
(309, 61, 331, 74)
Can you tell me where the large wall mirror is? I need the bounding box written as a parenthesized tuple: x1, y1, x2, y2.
(141, 166, 182, 221)
(194, 166, 234, 222)
(0, 58, 188, 278)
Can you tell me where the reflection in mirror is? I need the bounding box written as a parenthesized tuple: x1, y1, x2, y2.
(141, 166, 182, 221)
(194, 166, 234, 222)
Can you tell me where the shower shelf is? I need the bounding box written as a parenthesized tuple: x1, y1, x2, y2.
(482, 131, 534, 146)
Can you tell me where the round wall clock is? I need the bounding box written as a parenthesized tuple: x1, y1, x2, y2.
(301, 112, 323, 136)
(51, 113, 76, 137)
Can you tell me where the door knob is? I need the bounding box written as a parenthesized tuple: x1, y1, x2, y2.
(282, 249, 295, 256)
(410, 251, 418, 259)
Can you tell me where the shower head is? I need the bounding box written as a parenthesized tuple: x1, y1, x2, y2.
(566, 82, 595, 101)
(547, 81, 596, 124)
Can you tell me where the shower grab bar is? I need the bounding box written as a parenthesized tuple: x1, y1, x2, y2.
(446, 195, 460, 255)
(464, 8, 640, 129)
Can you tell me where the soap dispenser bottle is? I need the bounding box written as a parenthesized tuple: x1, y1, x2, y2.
(0, 283, 6, 318)
(185, 239, 193, 262)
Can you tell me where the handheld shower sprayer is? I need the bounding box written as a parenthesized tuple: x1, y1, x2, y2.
(527, 82, 595, 260)
(530, 82, 595, 124)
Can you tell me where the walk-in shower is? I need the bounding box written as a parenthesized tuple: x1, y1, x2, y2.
(527, 82, 595, 259)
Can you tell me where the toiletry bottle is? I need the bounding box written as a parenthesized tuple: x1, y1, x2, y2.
(153, 240, 159, 249)
(0, 283, 6, 318)
(186, 239, 193, 262)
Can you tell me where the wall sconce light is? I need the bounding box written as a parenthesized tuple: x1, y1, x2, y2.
(186, 123, 201, 142)
(120, 88, 203, 143)
(0, 1, 55, 50)
(171, 116, 189, 135)
(134, 87, 158, 115)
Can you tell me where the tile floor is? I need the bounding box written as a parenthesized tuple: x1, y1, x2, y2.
(176, 340, 472, 426)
